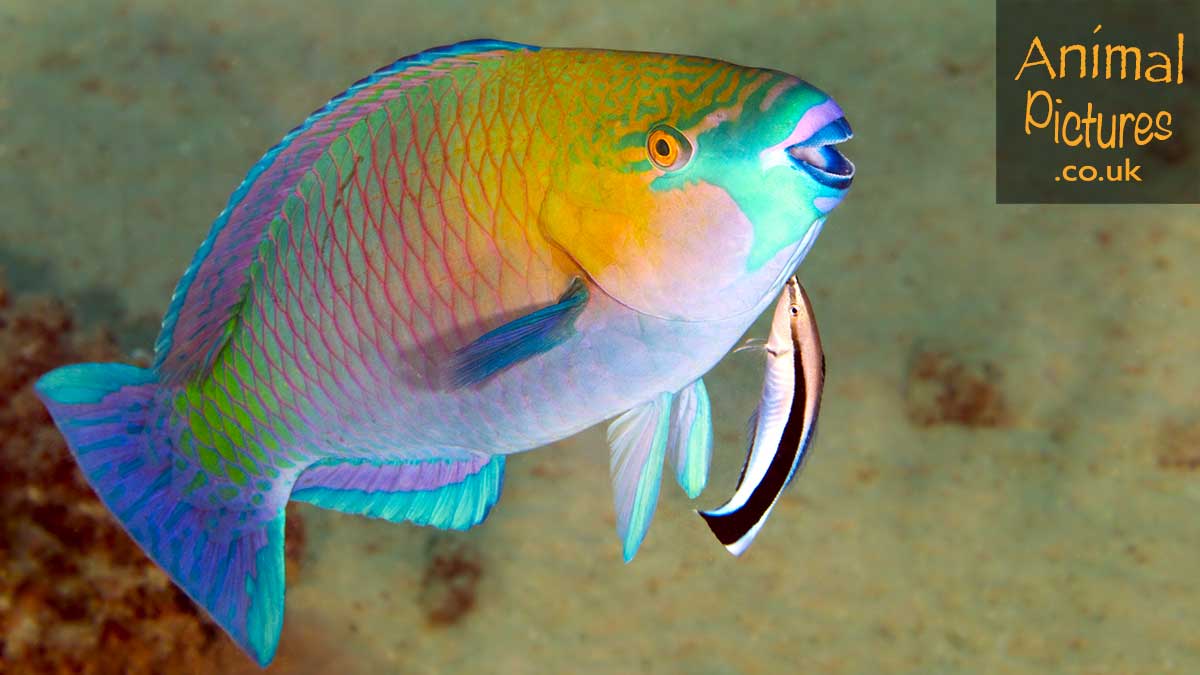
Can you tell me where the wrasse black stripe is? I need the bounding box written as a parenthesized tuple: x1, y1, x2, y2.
(700, 325, 808, 546)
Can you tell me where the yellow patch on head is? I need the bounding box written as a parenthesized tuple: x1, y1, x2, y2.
(539, 160, 665, 279)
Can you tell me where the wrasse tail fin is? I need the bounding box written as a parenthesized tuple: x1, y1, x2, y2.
(697, 406, 775, 557)
(608, 392, 673, 562)
(450, 277, 589, 387)
(35, 363, 287, 666)
(666, 379, 713, 499)
(292, 454, 505, 530)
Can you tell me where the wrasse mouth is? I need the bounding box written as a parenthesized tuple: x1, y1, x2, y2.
(786, 117, 854, 190)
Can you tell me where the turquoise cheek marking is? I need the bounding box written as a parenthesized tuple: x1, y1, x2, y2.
(649, 92, 836, 270)
(651, 152, 823, 270)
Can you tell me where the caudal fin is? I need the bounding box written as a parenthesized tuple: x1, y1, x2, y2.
(36, 363, 287, 666)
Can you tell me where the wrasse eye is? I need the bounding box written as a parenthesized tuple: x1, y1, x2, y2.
(647, 126, 692, 171)
(790, 306, 800, 316)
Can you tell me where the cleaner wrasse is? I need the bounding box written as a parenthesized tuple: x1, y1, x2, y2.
(700, 277, 825, 555)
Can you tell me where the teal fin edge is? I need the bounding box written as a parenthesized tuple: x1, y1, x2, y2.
(292, 455, 505, 531)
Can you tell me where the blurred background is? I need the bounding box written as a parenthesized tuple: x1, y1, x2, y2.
(1, 1, 1197, 673)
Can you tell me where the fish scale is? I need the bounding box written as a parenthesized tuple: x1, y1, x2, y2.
(36, 39, 854, 664)
(195, 54, 562, 477)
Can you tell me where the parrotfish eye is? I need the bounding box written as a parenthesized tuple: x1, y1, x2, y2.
(646, 125, 692, 171)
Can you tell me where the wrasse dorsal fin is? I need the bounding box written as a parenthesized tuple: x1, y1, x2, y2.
(449, 277, 588, 387)
(735, 405, 760, 491)
(152, 39, 539, 384)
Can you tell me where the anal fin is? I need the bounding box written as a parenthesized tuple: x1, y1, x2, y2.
(291, 454, 505, 531)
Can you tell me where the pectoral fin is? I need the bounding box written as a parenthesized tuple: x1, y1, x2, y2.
(666, 379, 713, 499)
(450, 278, 588, 387)
(608, 392, 673, 562)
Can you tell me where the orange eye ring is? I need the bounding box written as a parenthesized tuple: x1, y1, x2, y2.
(646, 126, 692, 170)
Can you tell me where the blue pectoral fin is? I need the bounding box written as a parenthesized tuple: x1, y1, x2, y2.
(35, 363, 288, 666)
(292, 455, 505, 531)
(666, 379, 713, 499)
(450, 277, 588, 387)
(607, 393, 674, 562)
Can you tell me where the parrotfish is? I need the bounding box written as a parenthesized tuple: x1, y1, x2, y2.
(700, 277, 826, 555)
(35, 40, 853, 665)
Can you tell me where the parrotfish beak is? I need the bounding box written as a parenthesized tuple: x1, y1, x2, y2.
(786, 116, 854, 190)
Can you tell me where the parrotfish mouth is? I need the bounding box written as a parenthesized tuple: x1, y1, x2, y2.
(786, 117, 854, 190)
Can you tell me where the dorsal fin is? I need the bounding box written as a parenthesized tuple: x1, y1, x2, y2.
(153, 39, 538, 383)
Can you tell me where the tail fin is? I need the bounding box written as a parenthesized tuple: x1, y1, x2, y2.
(35, 363, 287, 666)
